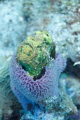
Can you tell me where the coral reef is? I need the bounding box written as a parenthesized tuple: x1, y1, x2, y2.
(16, 31, 56, 78)
(60, 74, 80, 120)
(20, 85, 77, 120)
(0, 0, 79, 119)
(0, 57, 21, 119)
(66, 76, 80, 106)
(60, 74, 80, 106)
(0, 0, 27, 57)
(22, 0, 80, 62)
(0, 0, 80, 63)
(9, 32, 66, 112)
(10, 52, 66, 103)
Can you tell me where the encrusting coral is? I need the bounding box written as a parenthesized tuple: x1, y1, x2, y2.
(9, 31, 66, 113)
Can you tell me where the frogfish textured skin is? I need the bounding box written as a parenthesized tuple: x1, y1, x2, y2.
(16, 31, 56, 78)
(9, 53, 66, 112)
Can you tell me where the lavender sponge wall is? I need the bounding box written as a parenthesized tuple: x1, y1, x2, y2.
(9, 53, 66, 112)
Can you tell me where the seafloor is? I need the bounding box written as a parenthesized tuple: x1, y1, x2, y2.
(0, 0, 80, 120)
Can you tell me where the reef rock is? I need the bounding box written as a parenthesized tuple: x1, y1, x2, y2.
(0, 57, 21, 119)
(20, 85, 77, 120)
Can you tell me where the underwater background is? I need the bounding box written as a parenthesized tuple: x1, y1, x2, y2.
(0, 0, 80, 120)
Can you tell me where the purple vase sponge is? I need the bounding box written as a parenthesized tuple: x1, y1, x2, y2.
(9, 53, 66, 111)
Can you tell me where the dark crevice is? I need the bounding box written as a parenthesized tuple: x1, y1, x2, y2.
(33, 67, 45, 81)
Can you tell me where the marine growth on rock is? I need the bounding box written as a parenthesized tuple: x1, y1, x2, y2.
(9, 31, 66, 112)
